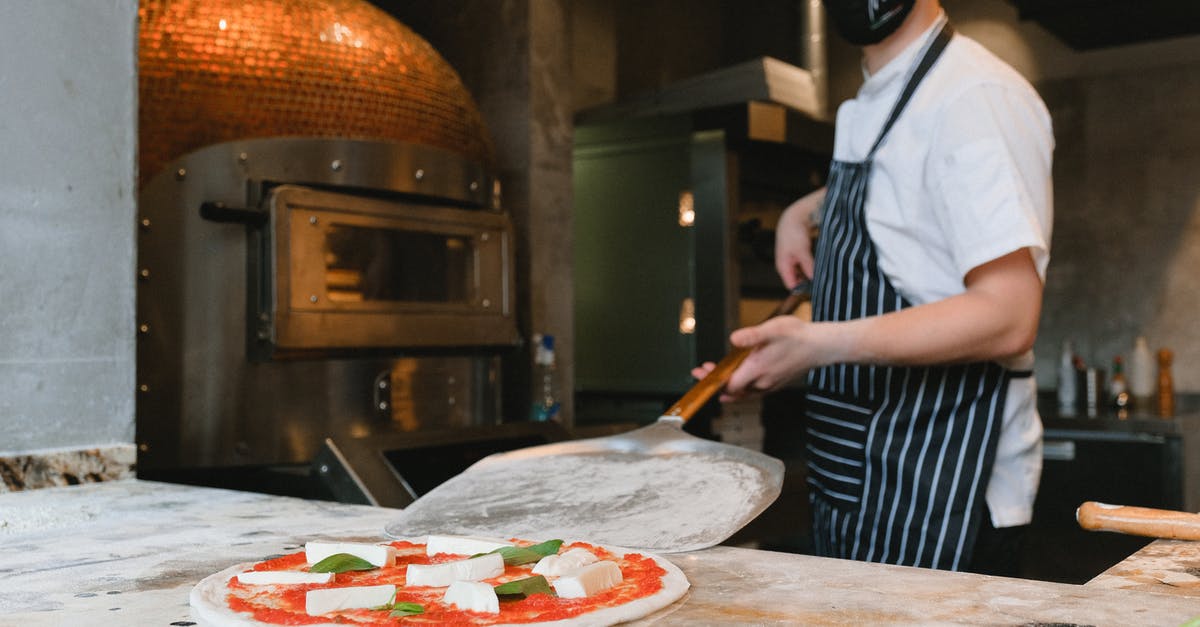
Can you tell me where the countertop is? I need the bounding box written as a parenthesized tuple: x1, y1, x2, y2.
(2, 480, 1198, 626)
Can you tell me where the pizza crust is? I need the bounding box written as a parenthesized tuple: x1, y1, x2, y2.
(190, 563, 297, 627)
(189, 540, 690, 627)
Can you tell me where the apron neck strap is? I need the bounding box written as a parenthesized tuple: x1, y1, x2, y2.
(867, 19, 955, 159)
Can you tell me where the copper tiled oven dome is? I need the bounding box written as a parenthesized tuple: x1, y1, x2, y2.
(137, 0, 494, 186)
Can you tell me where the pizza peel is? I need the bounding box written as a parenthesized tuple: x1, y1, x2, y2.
(385, 283, 810, 553)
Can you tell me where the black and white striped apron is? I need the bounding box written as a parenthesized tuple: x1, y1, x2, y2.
(804, 20, 1021, 571)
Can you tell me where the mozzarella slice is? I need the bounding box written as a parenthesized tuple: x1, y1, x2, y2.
(425, 534, 514, 557)
(305, 541, 395, 567)
(405, 553, 505, 587)
(236, 570, 334, 585)
(305, 584, 395, 616)
(552, 561, 623, 599)
(531, 548, 599, 577)
(441, 581, 500, 614)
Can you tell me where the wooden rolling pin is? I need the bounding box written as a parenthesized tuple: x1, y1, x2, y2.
(1077, 501, 1200, 540)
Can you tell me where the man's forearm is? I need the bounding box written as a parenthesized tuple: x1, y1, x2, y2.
(813, 249, 1042, 367)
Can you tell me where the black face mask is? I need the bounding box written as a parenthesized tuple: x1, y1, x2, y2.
(822, 0, 916, 46)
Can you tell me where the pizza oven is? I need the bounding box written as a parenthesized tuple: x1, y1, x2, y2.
(135, 0, 562, 501)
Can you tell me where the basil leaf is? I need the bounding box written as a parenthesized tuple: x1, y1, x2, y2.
(491, 539, 564, 566)
(371, 591, 425, 617)
(309, 553, 377, 573)
(390, 602, 425, 617)
(494, 575, 556, 599)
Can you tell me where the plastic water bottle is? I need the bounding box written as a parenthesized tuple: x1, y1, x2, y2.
(530, 334, 560, 422)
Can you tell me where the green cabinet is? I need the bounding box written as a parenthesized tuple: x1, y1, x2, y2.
(573, 108, 831, 426)
(573, 115, 740, 427)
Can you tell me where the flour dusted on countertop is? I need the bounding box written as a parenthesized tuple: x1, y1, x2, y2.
(387, 453, 766, 552)
(0, 504, 97, 535)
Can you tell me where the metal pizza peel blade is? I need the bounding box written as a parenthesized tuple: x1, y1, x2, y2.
(384, 284, 809, 553)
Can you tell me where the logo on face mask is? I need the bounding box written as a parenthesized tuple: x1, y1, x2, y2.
(823, 0, 915, 46)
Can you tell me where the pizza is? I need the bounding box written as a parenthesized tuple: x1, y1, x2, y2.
(189, 534, 690, 626)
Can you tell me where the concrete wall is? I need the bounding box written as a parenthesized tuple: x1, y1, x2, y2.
(571, 0, 617, 111)
(0, 1, 138, 457)
(1035, 63, 1200, 391)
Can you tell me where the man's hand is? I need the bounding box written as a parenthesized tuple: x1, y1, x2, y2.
(690, 315, 827, 401)
(775, 187, 826, 288)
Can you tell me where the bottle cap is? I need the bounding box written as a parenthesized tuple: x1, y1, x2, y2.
(534, 334, 555, 365)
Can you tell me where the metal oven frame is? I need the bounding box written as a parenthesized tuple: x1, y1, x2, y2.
(136, 138, 519, 474)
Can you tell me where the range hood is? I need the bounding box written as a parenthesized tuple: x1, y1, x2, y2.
(1008, 0, 1200, 50)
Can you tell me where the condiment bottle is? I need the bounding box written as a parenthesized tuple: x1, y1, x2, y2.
(1082, 366, 1103, 419)
(1128, 336, 1156, 409)
(1057, 340, 1077, 417)
(1109, 356, 1130, 419)
(1108, 356, 1127, 402)
(1158, 348, 1175, 418)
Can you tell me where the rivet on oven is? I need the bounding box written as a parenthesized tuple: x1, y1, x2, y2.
(309, 216, 319, 225)
(378, 380, 389, 390)
(139, 268, 151, 280)
(137, 443, 150, 453)
(139, 218, 151, 230)
(138, 384, 149, 393)
(481, 298, 491, 308)
(330, 159, 343, 172)
(309, 295, 319, 303)
(256, 329, 269, 340)
(259, 312, 270, 322)
(378, 401, 389, 411)
(138, 323, 150, 334)
(469, 180, 479, 191)
(480, 233, 490, 242)
(175, 168, 186, 181)
(237, 152, 249, 164)
(414, 169, 425, 180)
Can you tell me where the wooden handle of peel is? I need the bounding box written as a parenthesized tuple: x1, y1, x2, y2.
(1077, 501, 1200, 540)
(659, 282, 811, 423)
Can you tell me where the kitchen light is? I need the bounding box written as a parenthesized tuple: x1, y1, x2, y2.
(678, 191, 695, 227)
(679, 298, 696, 334)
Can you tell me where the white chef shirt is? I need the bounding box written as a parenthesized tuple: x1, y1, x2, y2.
(830, 18, 1054, 528)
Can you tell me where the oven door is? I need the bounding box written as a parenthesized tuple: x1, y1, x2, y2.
(259, 184, 518, 353)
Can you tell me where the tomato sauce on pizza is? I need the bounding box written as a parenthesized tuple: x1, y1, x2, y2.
(212, 538, 681, 626)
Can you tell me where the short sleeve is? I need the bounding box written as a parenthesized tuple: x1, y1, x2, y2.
(926, 82, 1054, 280)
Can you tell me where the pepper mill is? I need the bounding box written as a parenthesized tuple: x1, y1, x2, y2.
(1157, 348, 1175, 418)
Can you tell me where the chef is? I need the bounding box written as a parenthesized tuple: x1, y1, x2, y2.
(696, 0, 1052, 574)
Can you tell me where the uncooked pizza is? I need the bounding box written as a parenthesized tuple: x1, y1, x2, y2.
(190, 534, 690, 626)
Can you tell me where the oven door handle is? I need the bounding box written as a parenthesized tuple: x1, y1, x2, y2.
(200, 201, 268, 227)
